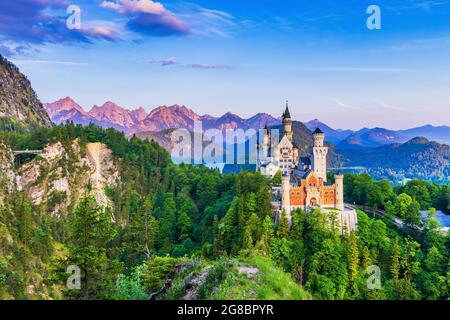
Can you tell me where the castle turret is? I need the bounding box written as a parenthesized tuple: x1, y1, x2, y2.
(282, 101, 293, 142)
(262, 123, 270, 158)
(281, 173, 292, 223)
(312, 127, 328, 182)
(334, 174, 344, 211)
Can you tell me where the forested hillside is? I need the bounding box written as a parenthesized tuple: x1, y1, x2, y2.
(339, 137, 450, 183)
(0, 123, 449, 300)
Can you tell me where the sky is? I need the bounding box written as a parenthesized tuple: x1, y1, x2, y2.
(1, 0, 450, 130)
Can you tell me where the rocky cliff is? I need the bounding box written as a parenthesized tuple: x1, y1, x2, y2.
(0, 141, 16, 203)
(18, 140, 120, 217)
(0, 54, 52, 127)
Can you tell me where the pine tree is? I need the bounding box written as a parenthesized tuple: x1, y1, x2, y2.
(348, 231, 359, 297)
(390, 238, 401, 296)
(361, 246, 372, 270)
(157, 193, 177, 254)
(277, 210, 290, 239)
(177, 210, 193, 241)
(66, 189, 120, 299)
(290, 209, 304, 241)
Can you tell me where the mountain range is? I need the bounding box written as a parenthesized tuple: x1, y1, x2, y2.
(0, 51, 449, 185)
(45, 97, 450, 149)
(44, 97, 281, 135)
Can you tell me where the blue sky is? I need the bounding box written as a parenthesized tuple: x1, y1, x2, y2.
(1, 0, 450, 129)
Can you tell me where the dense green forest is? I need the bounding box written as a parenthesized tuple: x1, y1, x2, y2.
(0, 123, 449, 300)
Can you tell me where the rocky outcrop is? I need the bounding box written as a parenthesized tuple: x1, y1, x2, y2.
(0, 141, 16, 203)
(18, 140, 120, 216)
(0, 54, 52, 127)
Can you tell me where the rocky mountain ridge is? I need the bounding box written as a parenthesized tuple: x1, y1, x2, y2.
(0, 54, 52, 127)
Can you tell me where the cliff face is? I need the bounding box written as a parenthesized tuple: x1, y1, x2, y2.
(0, 54, 52, 127)
(0, 141, 16, 203)
(18, 140, 120, 217)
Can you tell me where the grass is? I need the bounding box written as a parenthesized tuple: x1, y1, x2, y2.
(211, 255, 311, 300)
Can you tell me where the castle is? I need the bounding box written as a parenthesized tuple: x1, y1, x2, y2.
(257, 103, 357, 232)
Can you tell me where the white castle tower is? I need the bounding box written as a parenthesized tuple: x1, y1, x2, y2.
(334, 174, 344, 211)
(312, 128, 328, 182)
(281, 173, 292, 222)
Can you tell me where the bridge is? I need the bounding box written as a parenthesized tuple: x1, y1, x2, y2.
(12, 150, 42, 156)
(346, 204, 424, 237)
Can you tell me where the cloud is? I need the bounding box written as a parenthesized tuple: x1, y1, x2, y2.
(386, 0, 447, 11)
(187, 64, 233, 70)
(151, 57, 233, 70)
(0, 44, 35, 57)
(177, 4, 236, 38)
(332, 99, 363, 111)
(152, 57, 177, 66)
(12, 60, 89, 66)
(101, 0, 190, 36)
(312, 67, 407, 73)
(0, 0, 120, 55)
(376, 101, 407, 112)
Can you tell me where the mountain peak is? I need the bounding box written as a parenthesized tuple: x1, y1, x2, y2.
(407, 136, 430, 145)
(44, 96, 85, 116)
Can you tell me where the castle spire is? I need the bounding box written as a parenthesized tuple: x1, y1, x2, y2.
(283, 100, 291, 119)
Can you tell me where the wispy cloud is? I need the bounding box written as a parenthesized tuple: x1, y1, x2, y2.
(385, 0, 448, 12)
(152, 57, 233, 70)
(12, 60, 89, 66)
(376, 101, 407, 112)
(311, 67, 408, 73)
(332, 99, 363, 111)
(152, 57, 177, 66)
(187, 64, 233, 70)
(176, 4, 236, 38)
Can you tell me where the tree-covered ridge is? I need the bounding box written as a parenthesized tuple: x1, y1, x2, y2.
(340, 137, 450, 184)
(0, 123, 449, 300)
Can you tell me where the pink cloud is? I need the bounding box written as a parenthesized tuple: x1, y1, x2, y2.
(101, 0, 190, 36)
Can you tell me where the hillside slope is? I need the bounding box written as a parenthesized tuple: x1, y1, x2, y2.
(0, 54, 51, 127)
(340, 137, 450, 182)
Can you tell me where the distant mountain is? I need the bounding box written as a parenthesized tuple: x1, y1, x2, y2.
(44, 97, 450, 150)
(304, 119, 353, 144)
(44, 97, 84, 117)
(45, 98, 281, 134)
(337, 128, 408, 149)
(246, 113, 280, 130)
(0, 54, 52, 127)
(340, 137, 450, 183)
(88, 101, 136, 129)
(131, 105, 201, 133)
(129, 107, 147, 123)
(398, 125, 450, 145)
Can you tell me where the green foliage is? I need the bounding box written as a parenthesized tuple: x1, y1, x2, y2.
(1, 123, 449, 300)
(64, 190, 121, 299)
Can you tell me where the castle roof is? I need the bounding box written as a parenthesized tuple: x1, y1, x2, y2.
(300, 157, 311, 166)
(283, 101, 291, 119)
(313, 127, 324, 134)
